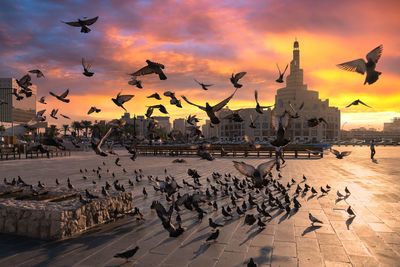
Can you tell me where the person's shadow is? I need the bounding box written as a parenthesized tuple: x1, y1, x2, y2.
(372, 159, 378, 164)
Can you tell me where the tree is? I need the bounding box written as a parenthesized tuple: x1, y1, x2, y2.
(45, 125, 59, 138)
(62, 124, 69, 136)
(81, 120, 92, 137)
(71, 121, 82, 137)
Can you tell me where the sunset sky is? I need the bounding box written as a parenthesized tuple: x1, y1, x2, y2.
(1, 0, 399, 130)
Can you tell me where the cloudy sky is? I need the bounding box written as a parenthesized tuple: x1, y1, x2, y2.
(1, 0, 399, 130)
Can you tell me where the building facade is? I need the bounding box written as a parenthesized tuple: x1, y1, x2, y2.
(0, 78, 37, 124)
(384, 117, 400, 132)
(120, 113, 171, 138)
(274, 40, 340, 142)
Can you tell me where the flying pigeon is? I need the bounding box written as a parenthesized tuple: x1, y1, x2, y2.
(230, 72, 246, 88)
(255, 90, 273, 114)
(62, 16, 99, 33)
(233, 160, 275, 188)
(194, 79, 213, 90)
(337, 45, 383, 85)
(130, 60, 167, 80)
(330, 148, 351, 159)
(112, 92, 134, 111)
(275, 63, 288, 83)
(28, 69, 45, 78)
(346, 99, 371, 108)
(49, 89, 70, 103)
(87, 106, 101, 115)
(82, 58, 94, 77)
(128, 76, 143, 88)
(147, 93, 161, 100)
(181, 89, 237, 124)
(38, 96, 47, 104)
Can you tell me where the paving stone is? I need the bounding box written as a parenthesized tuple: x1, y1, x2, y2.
(324, 261, 352, 267)
(341, 240, 371, 256)
(215, 250, 245, 267)
(320, 245, 350, 263)
(250, 234, 274, 247)
(272, 241, 296, 258)
(270, 256, 297, 267)
(348, 255, 380, 267)
(316, 233, 342, 246)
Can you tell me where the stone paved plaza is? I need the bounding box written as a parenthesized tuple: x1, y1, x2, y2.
(0, 146, 399, 267)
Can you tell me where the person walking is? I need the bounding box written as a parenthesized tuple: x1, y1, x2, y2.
(370, 139, 376, 160)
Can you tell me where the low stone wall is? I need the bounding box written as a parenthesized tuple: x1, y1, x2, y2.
(0, 189, 133, 240)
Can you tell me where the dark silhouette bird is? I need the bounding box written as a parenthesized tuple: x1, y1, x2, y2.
(143, 187, 148, 197)
(230, 72, 246, 88)
(85, 189, 98, 199)
(147, 93, 161, 100)
(181, 89, 237, 124)
(130, 60, 167, 80)
(62, 16, 99, 33)
(82, 58, 94, 77)
(307, 117, 327, 127)
(112, 92, 134, 111)
(206, 229, 219, 242)
(148, 104, 168, 114)
(28, 69, 45, 78)
(347, 206, 356, 217)
(11, 88, 24, 101)
(247, 258, 257, 267)
(249, 114, 258, 129)
(337, 190, 345, 199)
(194, 79, 213, 90)
(337, 45, 383, 85)
(127, 76, 143, 88)
(254, 90, 273, 114)
(257, 217, 266, 229)
(115, 157, 122, 166)
(88, 106, 101, 115)
(50, 109, 58, 119)
(186, 114, 200, 125)
(309, 212, 323, 225)
(101, 186, 109, 197)
(330, 148, 351, 159)
(60, 114, 70, 119)
(49, 89, 70, 103)
(38, 96, 46, 104)
(288, 101, 304, 119)
(233, 160, 275, 188)
(346, 99, 371, 108)
(345, 186, 351, 195)
(113, 246, 139, 262)
(275, 63, 288, 83)
(271, 111, 291, 147)
(244, 214, 257, 225)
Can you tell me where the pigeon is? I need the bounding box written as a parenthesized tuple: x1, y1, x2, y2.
(346, 99, 371, 108)
(337, 190, 345, 199)
(230, 72, 246, 88)
(307, 117, 327, 127)
(147, 93, 161, 100)
(330, 149, 351, 159)
(257, 217, 266, 229)
(115, 157, 122, 167)
(82, 58, 94, 77)
(309, 213, 323, 225)
(345, 186, 351, 195)
(337, 45, 383, 85)
(209, 218, 223, 229)
(247, 258, 257, 267)
(147, 104, 168, 114)
(223, 109, 244, 122)
(28, 69, 45, 78)
(249, 114, 258, 129)
(254, 90, 273, 114)
(49, 89, 70, 103)
(60, 114, 71, 119)
(270, 111, 291, 147)
(35, 110, 46, 122)
(194, 79, 213, 90)
(88, 106, 101, 115)
(187, 114, 200, 125)
(130, 60, 167, 80)
(50, 109, 59, 119)
(62, 16, 99, 33)
(143, 187, 148, 197)
(181, 89, 237, 124)
(114, 246, 139, 262)
(233, 160, 275, 188)
(288, 101, 304, 119)
(101, 186, 109, 197)
(244, 214, 257, 225)
(206, 229, 219, 242)
(112, 92, 134, 111)
(11, 88, 24, 101)
(275, 63, 288, 83)
(346, 206, 356, 217)
(38, 96, 47, 104)
(128, 76, 143, 88)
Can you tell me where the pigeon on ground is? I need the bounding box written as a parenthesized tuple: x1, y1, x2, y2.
(309, 212, 323, 225)
(113, 246, 139, 262)
(82, 58, 94, 77)
(130, 60, 167, 80)
(276, 63, 288, 83)
(50, 89, 70, 103)
(112, 92, 134, 111)
(209, 218, 223, 229)
(230, 72, 246, 88)
(346, 99, 371, 108)
(337, 45, 383, 85)
(247, 258, 257, 267)
(194, 79, 213, 90)
(181, 89, 237, 124)
(62, 16, 99, 33)
(206, 229, 219, 242)
(346, 206, 356, 217)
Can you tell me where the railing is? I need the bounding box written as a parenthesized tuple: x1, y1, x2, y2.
(0, 145, 71, 160)
(135, 144, 324, 159)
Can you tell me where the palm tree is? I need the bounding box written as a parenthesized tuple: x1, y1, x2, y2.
(81, 120, 92, 137)
(46, 125, 59, 138)
(71, 121, 82, 137)
(62, 124, 69, 136)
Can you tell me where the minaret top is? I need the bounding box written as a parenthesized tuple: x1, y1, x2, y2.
(293, 38, 299, 50)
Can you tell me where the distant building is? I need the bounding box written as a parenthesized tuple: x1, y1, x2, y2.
(153, 116, 171, 132)
(0, 78, 37, 123)
(384, 117, 400, 132)
(274, 40, 340, 142)
(173, 118, 186, 133)
(340, 128, 400, 142)
(120, 113, 171, 138)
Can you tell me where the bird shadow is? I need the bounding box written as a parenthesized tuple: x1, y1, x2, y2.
(191, 243, 211, 260)
(288, 208, 299, 219)
(240, 227, 263, 246)
(346, 216, 356, 230)
(278, 213, 289, 224)
(301, 225, 322, 236)
(307, 194, 317, 201)
(317, 194, 327, 200)
(181, 232, 210, 248)
(335, 195, 349, 204)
